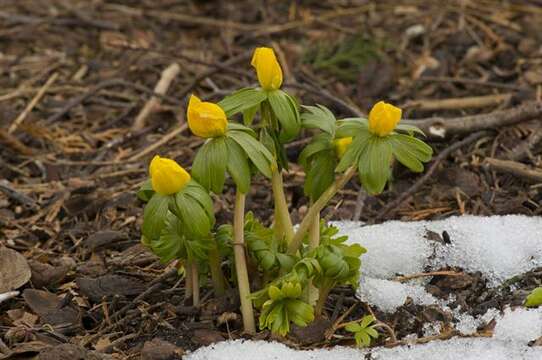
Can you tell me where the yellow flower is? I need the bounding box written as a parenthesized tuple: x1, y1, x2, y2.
(251, 47, 283, 91)
(368, 101, 402, 137)
(149, 155, 190, 195)
(187, 95, 228, 138)
(334, 137, 352, 158)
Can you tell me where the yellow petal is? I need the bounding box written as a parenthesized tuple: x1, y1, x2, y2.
(333, 137, 353, 158)
(149, 155, 190, 195)
(187, 94, 228, 138)
(251, 47, 283, 90)
(368, 101, 402, 137)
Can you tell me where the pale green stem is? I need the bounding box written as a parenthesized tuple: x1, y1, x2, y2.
(306, 211, 320, 305)
(271, 167, 294, 246)
(183, 260, 192, 301)
(233, 191, 256, 334)
(191, 261, 200, 306)
(315, 285, 332, 316)
(288, 166, 356, 255)
(209, 247, 225, 296)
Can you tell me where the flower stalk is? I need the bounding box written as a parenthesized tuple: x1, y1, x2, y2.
(208, 247, 225, 296)
(288, 166, 357, 255)
(307, 211, 320, 305)
(190, 260, 200, 306)
(233, 191, 256, 334)
(271, 167, 294, 246)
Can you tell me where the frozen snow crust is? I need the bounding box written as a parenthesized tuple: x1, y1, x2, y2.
(186, 215, 542, 359)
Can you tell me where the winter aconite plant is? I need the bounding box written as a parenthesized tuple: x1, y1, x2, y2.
(137, 47, 433, 338)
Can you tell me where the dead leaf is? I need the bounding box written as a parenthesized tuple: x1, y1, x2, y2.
(23, 289, 81, 334)
(0, 246, 31, 292)
(141, 339, 184, 360)
(76, 275, 146, 302)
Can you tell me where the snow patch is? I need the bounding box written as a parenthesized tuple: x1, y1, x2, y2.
(186, 338, 542, 360)
(358, 277, 437, 312)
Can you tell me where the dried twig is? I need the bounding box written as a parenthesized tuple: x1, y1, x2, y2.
(484, 157, 542, 182)
(376, 131, 490, 220)
(132, 63, 180, 131)
(403, 93, 513, 111)
(8, 72, 59, 134)
(405, 101, 542, 139)
(393, 270, 464, 282)
(126, 124, 188, 161)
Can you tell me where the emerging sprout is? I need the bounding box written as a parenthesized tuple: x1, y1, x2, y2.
(345, 315, 380, 347)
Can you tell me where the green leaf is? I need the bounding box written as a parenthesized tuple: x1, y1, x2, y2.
(225, 138, 251, 193)
(228, 130, 273, 178)
(305, 150, 336, 201)
(360, 315, 376, 328)
(218, 88, 267, 117)
(358, 137, 392, 195)
(298, 133, 332, 168)
(142, 194, 170, 240)
(227, 122, 257, 136)
(345, 323, 362, 332)
(137, 179, 154, 202)
(301, 104, 336, 135)
(152, 214, 185, 263)
(336, 118, 368, 138)
(182, 181, 215, 226)
(175, 193, 211, 237)
(392, 134, 433, 162)
(395, 123, 426, 137)
(335, 130, 371, 172)
(388, 133, 433, 173)
(243, 103, 260, 126)
(191, 137, 228, 193)
(525, 287, 542, 307)
(267, 90, 301, 143)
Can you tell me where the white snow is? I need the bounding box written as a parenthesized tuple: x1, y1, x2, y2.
(335, 215, 542, 311)
(337, 215, 542, 286)
(188, 215, 542, 359)
(186, 338, 542, 360)
(494, 307, 542, 344)
(358, 277, 437, 312)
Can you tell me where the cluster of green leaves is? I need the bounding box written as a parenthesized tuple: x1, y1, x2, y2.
(345, 315, 380, 347)
(244, 212, 296, 274)
(259, 281, 315, 336)
(192, 123, 273, 194)
(336, 118, 433, 194)
(219, 87, 300, 169)
(137, 180, 216, 263)
(310, 222, 366, 291)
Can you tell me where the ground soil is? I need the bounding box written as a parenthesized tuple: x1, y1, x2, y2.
(1, 0, 541, 358)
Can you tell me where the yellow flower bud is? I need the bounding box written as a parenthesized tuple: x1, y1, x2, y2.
(368, 101, 402, 137)
(334, 137, 352, 158)
(187, 95, 228, 138)
(251, 47, 283, 91)
(149, 155, 190, 195)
